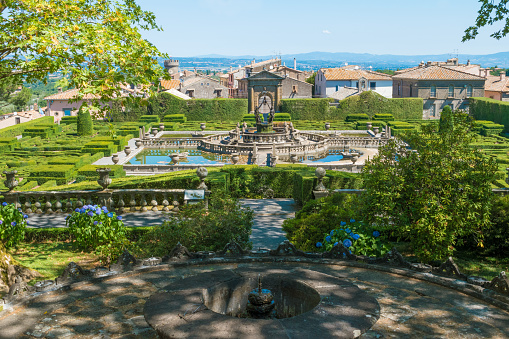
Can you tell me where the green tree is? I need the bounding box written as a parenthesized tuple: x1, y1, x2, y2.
(77, 106, 93, 136)
(0, 83, 31, 111)
(361, 111, 498, 262)
(463, 0, 509, 40)
(306, 72, 316, 96)
(0, 0, 169, 117)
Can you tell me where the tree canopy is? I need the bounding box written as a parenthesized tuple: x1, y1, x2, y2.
(463, 0, 509, 41)
(0, 0, 169, 113)
(361, 110, 499, 262)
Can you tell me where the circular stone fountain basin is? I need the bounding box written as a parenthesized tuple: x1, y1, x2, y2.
(144, 268, 380, 338)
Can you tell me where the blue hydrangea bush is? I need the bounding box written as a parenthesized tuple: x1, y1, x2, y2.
(66, 205, 128, 258)
(0, 202, 28, 249)
(316, 219, 391, 257)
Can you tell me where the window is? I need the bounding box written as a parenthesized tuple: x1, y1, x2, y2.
(448, 84, 454, 97)
(430, 84, 436, 98)
(355, 82, 359, 88)
(336, 85, 339, 91)
(398, 83, 401, 96)
(370, 82, 376, 90)
(430, 104, 436, 117)
(409, 85, 413, 97)
(215, 89, 222, 97)
(467, 84, 473, 97)
(187, 90, 194, 98)
(63, 108, 71, 116)
(292, 85, 298, 93)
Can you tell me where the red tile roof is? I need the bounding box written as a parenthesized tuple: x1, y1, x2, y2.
(485, 75, 509, 92)
(392, 65, 485, 81)
(321, 68, 392, 81)
(160, 79, 180, 90)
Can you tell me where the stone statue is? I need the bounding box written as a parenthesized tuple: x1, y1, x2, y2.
(235, 122, 240, 134)
(242, 121, 248, 133)
(254, 107, 262, 124)
(268, 109, 275, 123)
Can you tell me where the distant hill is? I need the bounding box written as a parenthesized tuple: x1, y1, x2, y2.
(179, 51, 509, 70)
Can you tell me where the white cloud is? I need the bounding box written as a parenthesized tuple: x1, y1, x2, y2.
(322, 30, 331, 34)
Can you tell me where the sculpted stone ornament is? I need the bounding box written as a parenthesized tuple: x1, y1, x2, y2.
(7, 276, 33, 300)
(55, 262, 92, 285)
(487, 271, 509, 295)
(3, 170, 18, 191)
(196, 167, 208, 190)
(96, 168, 112, 190)
(116, 250, 137, 267)
(166, 242, 194, 260)
(242, 121, 248, 133)
(269, 240, 305, 256)
(433, 257, 467, 280)
(323, 242, 357, 260)
(220, 239, 246, 256)
(314, 167, 327, 191)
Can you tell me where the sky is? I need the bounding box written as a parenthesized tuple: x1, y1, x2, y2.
(138, 0, 509, 57)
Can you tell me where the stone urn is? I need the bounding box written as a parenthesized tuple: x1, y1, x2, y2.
(271, 155, 278, 167)
(196, 167, 208, 190)
(325, 122, 330, 131)
(151, 128, 158, 136)
(144, 132, 151, 139)
(231, 153, 240, 165)
(96, 168, 112, 190)
(135, 139, 142, 148)
(159, 123, 165, 131)
(200, 123, 206, 132)
(290, 154, 298, 164)
(124, 146, 131, 156)
(366, 122, 372, 130)
(314, 167, 327, 191)
(373, 126, 380, 134)
(170, 153, 180, 165)
(112, 154, 119, 164)
(3, 170, 18, 191)
(351, 153, 359, 164)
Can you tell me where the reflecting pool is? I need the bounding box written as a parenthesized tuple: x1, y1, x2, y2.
(127, 149, 232, 165)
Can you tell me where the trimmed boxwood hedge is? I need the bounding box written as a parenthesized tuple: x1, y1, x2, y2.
(163, 114, 187, 123)
(274, 113, 291, 121)
(373, 113, 394, 121)
(139, 115, 160, 123)
(470, 97, 509, 132)
(77, 165, 126, 179)
(81, 141, 117, 156)
(60, 116, 78, 125)
(280, 98, 333, 120)
(346, 113, 370, 122)
(0, 116, 54, 138)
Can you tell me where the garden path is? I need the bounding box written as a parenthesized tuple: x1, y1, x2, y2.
(25, 199, 296, 249)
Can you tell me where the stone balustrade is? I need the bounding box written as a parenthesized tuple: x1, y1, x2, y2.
(141, 138, 202, 148)
(2, 188, 211, 215)
(124, 164, 224, 174)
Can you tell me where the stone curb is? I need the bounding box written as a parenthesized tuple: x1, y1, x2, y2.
(2, 255, 509, 320)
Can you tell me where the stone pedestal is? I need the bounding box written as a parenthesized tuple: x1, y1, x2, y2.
(313, 190, 329, 200)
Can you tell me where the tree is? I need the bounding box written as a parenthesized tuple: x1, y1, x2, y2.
(361, 111, 498, 262)
(0, 0, 169, 116)
(77, 105, 93, 136)
(0, 81, 31, 111)
(305, 72, 316, 96)
(463, 0, 509, 41)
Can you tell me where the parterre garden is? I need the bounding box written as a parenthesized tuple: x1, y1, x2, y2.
(2, 94, 509, 291)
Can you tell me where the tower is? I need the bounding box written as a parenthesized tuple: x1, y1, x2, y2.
(164, 59, 179, 78)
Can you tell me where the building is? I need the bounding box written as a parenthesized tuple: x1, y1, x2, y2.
(163, 59, 180, 78)
(0, 108, 45, 130)
(160, 79, 181, 91)
(44, 85, 139, 121)
(315, 66, 393, 98)
(392, 65, 485, 119)
(484, 73, 509, 101)
(178, 75, 229, 99)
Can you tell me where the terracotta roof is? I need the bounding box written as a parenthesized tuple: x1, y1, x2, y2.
(392, 65, 485, 81)
(485, 75, 509, 92)
(44, 88, 99, 100)
(160, 79, 180, 90)
(321, 68, 392, 81)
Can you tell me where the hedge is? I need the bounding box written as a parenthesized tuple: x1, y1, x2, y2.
(373, 113, 394, 121)
(0, 137, 20, 153)
(280, 98, 333, 120)
(481, 123, 504, 136)
(77, 165, 126, 179)
(273, 113, 291, 121)
(24, 226, 153, 242)
(0, 116, 54, 138)
(355, 121, 386, 130)
(22, 126, 53, 139)
(242, 114, 255, 122)
(163, 114, 187, 123)
(139, 115, 160, 123)
(470, 97, 509, 132)
(81, 141, 117, 156)
(346, 113, 370, 122)
(148, 92, 247, 122)
(60, 116, 78, 125)
(332, 91, 423, 120)
(77, 110, 93, 136)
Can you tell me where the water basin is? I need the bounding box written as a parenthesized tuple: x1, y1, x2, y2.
(127, 149, 232, 165)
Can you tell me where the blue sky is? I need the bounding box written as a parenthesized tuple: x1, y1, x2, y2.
(139, 0, 509, 56)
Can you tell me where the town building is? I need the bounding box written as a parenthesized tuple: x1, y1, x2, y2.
(314, 66, 393, 99)
(0, 107, 45, 130)
(392, 65, 485, 119)
(178, 75, 229, 99)
(484, 73, 509, 101)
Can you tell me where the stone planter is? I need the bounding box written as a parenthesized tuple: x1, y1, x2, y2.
(200, 123, 206, 132)
(96, 168, 112, 190)
(112, 154, 119, 164)
(373, 126, 380, 134)
(366, 122, 372, 130)
(170, 153, 180, 165)
(314, 167, 327, 191)
(159, 123, 165, 131)
(196, 167, 208, 190)
(231, 153, 240, 165)
(144, 133, 151, 139)
(325, 123, 330, 131)
(3, 170, 18, 191)
(135, 139, 142, 148)
(124, 146, 132, 156)
(351, 154, 359, 164)
(151, 128, 158, 136)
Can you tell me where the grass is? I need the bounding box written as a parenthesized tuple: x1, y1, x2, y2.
(11, 241, 101, 282)
(394, 242, 508, 280)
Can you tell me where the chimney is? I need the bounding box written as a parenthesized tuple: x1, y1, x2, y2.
(294, 58, 297, 70)
(501, 73, 506, 81)
(230, 66, 232, 73)
(467, 59, 471, 66)
(57, 87, 62, 93)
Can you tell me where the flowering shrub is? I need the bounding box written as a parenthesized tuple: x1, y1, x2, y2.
(0, 202, 28, 249)
(316, 219, 391, 257)
(66, 205, 128, 258)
